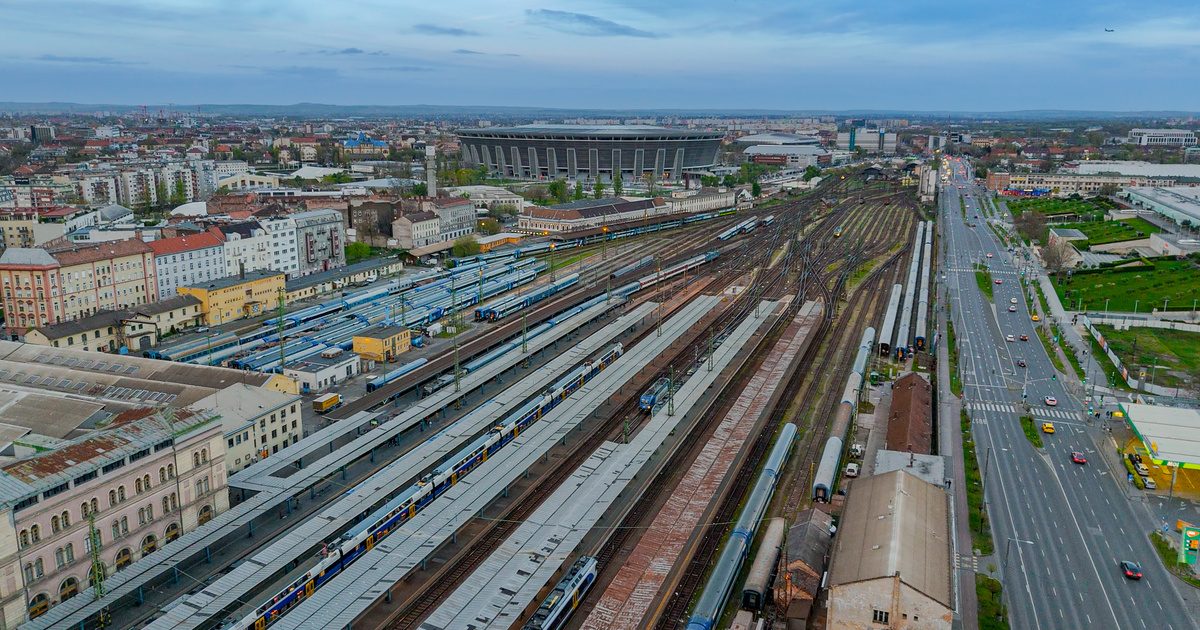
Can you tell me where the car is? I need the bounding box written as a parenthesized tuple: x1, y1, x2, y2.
(1017, 359, 1027, 367)
(1010, 297, 1018, 304)
(994, 278, 1003, 285)
(1044, 396, 1058, 406)
(1008, 305, 1017, 312)
(1142, 476, 1157, 490)
(1120, 561, 1143, 580)
(1006, 334, 1015, 342)
(1071, 451, 1088, 464)
(845, 463, 860, 478)
(1031, 314, 1040, 322)
(986, 252, 994, 258)
(1042, 422, 1055, 434)
(1020, 334, 1029, 341)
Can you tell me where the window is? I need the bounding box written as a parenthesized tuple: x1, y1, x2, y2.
(135, 478, 143, 494)
(159, 467, 167, 483)
(169, 493, 177, 511)
(872, 610, 890, 624)
(162, 496, 170, 514)
(61, 511, 70, 528)
(193, 452, 200, 467)
(55, 548, 65, 568)
(111, 521, 120, 539)
(117, 486, 126, 502)
(121, 516, 128, 534)
(91, 498, 98, 514)
(201, 449, 208, 463)
(167, 463, 174, 478)
(34, 558, 43, 578)
(19, 530, 29, 548)
(51, 516, 60, 533)
(109, 490, 117, 506)
(81, 502, 90, 517)
(138, 508, 146, 525)
(22, 563, 33, 583)
(65, 543, 74, 563)
(30, 524, 40, 543)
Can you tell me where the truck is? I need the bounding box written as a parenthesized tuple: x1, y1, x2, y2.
(313, 393, 342, 413)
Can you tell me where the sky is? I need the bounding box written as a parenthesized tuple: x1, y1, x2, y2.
(3, 0, 1200, 111)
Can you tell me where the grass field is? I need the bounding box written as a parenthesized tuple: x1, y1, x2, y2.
(962, 409, 995, 556)
(1007, 197, 1106, 221)
(1054, 259, 1200, 312)
(977, 575, 1011, 630)
(1095, 325, 1200, 388)
(975, 265, 995, 301)
(1020, 415, 1045, 448)
(1058, 217, 1161, 247)
(948, 320, 962, 396)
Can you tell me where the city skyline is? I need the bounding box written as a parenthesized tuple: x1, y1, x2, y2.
(4, 0, 1200, 110)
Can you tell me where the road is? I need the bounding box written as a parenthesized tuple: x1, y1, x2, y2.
(938, 158, 1197, 630)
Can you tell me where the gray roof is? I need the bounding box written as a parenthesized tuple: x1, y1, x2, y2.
(187, 383, 299, 435)
(183, 270, 282, 291)
(98, 203, 134, 221)
(828, 469, 952, 607)
(786, 508, 834, 572)
(1050, 227, 1087, 239)
(458, 124, 722, 139)
(29, 295, 201, 340)
(0, 247, 57, 266)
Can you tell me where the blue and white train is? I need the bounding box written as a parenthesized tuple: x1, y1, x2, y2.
(230, 344, 624, 630)
(522, 556, 598, 630)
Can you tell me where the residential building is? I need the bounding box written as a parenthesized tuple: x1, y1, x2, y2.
(518, 197, 668, 233)
(24, 295, 203, 352)
(74, 174, 121, 206)
(1128, 129, 1197, 147)
(341, 132, 388, 157)
(29, 125, 55, 143)
(283, 348, 358, 394)
(259, 214, 300, 277)
(148, 232, 226, 300)
(837, 128, 898, 155)
(827, 470, 952, 630)
(986, 171, 1176, 196)
(431, 197, 477, 243)
(0, 239, 158, 339)
(292, 209, 346, 277)
(393, 211, 440, 250)
(214, 160, 250, 178)
(212, 221, 271, 277)
(178, 270, 285, 326)
(352, 325, 411, 363)
(187, 384, 302, 473)
(0, 409, 228, 626)
(442, 185, 524, 214)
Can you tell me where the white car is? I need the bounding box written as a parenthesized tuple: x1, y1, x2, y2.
(1010, 297, 1018, 304)
(1008, 305, 1017, 312)
(845, 463, 860, 478)
(1044, 396, 1058, 406)
(1006, 334, 1015, 342)
(986, 253, 993, 258)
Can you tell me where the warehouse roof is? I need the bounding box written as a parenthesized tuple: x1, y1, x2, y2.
(828, 469, 952, 607)
(354, 325, 409, 340)
(886, 372, 933, 454)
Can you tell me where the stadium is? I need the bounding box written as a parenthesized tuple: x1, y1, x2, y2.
(456, 124, 724, 182)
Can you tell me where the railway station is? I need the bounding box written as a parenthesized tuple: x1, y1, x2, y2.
(23, 170, 938, 630)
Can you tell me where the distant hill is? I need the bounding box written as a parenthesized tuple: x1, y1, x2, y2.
(0, 101, 1196, 121)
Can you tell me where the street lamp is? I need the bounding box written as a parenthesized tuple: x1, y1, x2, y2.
(1104, 298, 1110, 318)
(1002, 537, 1037, 619)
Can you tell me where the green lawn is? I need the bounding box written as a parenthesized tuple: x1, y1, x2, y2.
(948, 320, 962, 396)
(1007, 197, 1105, 221)
(975, 266, 995, 301)
(976, 575, 1011, 630)
(1020, 415, 1045, 448)
(1058, 218, 1161, 247)
(1095, 325, 1200, 389)
(1055, 259, 1200, 312)
(1149, 531, 1200, 589)
(962, 409, 995, 555)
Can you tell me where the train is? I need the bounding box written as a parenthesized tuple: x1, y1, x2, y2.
(522, 556, 598, 630)
(914, 220, 934, 351)
(892, 222, 925, 359)
(612, 251, 720, 297)
(610, 255, 656, 279)
(475, 273, 580, 322)
(812, 327, 875, 502)
(364, 358, 429, 393)
(877, 283, 903, 357)
(638, 377, 672, 412)
(833, 226, 844, 238)
(741, 517, 785, 610)
(231, 344, 624, 630)
(716, 217, 760, 241)
(686, 423, 797, 630)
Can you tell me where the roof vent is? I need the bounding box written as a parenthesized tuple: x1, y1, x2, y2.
(872, 544, 881, 550)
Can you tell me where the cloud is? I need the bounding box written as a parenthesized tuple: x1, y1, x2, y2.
(36, 54, 140, 65)
(368, 65, 434, 73)
(413, 23, 480, 37)
(526, 9, 660, 38)
(313, 47, 387, 56)
(453, 48, 485, 55)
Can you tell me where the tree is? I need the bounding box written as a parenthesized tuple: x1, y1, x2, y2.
(802, 165, 820, 181)
(344, 242, 372, 264)
(488, 203, 518, 220)
(169, 179, 187, 206)
(573, 181, 585, 200)
(612, 173, 623, 196)
(593, 180, 605, 199)
(478, 218, 502, 235)
(321, 172, 353, 184)
(1042, 239, 1073, 279)
(547, 179, 569, 204)
(722, 174, 738, 188)
(411, 182, 428, 197)
(1098, 183, 1119, 196)
(643, 173, 656, 198)
(751, 182, 762, 197)
(451, 236, 481, 258)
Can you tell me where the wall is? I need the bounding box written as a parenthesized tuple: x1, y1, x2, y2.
(828, 577, 952, 630)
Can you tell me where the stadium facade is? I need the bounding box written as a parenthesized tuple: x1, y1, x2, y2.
(456, 124, 723, 182)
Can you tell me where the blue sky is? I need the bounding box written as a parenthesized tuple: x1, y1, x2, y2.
(2, 0, 1199, 111)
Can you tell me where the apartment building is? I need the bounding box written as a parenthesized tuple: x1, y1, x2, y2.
(212, 222, 271, 277)
(292, 209, 346, 277)
(393, 211, 440, 249)
(187, 383, 303, 473)
(0, 206, 86, 249)
(260, 214, 300, 278)
(0, 410, 228, 626)
(23, 295, 203, 352)
(431, 197, 477, 242)
(1128, 128, 1197, 147)
(0, 239, 158, 339)
(148, 232, 226, 299)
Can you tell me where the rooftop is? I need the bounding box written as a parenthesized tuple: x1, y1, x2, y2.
(47, 238, 153, 266)
(1121, 402, 1200, 466)
(187, 383, 299, 433)
(872, 450, 947, 487)
(0, 248, 58, 267)
(458, 124, 723, 139)
(147, 232, 224, 257)
(828, 469, 952, 608)
(354, 325, 409, 340)
(182, 270, 283, 292)
(885, 372, 933, 454)
(1072, 161, 1200, 180)
(29, 295, 201, 341)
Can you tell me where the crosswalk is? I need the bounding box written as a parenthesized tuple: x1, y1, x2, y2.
(965, 400, 1079, 419)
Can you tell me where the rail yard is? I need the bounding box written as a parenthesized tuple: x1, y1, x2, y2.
(26, 170, 934, 630)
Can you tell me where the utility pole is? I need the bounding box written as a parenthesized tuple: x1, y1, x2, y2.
(451, 275, 461, 395)
(667, 366, 675, 417)
(707, 330, 714, 372)
(656, 261, 663, 338)
(550, 243, 557, 282)
(87, 512, 105, 599)
(277, 287, 286, 373)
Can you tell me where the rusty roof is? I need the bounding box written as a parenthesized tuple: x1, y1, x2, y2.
(885, 372, 933, 455)
(48, 238, 153, 266)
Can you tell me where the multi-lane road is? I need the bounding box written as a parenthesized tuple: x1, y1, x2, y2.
(939, 159, 1196, 630)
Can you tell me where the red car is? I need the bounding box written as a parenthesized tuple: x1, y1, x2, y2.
(994, 279, 1003, 285)
(1071, 451, 1087, 464)
(1020, 334, 1029, 341)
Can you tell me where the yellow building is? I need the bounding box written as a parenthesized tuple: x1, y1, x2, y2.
(352, 324, 411, 362)
(178, 270, 285, 326)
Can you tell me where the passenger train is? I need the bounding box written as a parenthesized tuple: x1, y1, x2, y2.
(522, 556, 598, 630)
(230, 344, 624, 630)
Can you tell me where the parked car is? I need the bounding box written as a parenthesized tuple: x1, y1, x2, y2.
(845, 463, 860, 478)
(1142, 476, 1157, 490)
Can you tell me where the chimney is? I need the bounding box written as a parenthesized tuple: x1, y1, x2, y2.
(425, 145, 437, 197)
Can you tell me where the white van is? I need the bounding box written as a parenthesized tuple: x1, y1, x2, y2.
(845, 463, 860, 478)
